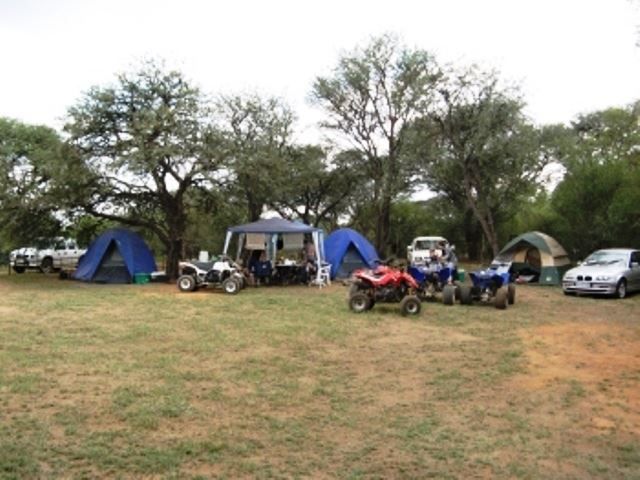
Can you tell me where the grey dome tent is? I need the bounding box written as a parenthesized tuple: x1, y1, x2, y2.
(497, 231, 571, 285)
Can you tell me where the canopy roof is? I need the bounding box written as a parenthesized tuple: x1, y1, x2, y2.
(227, 218, 320, 234)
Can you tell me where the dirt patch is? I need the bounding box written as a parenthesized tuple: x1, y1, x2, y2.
(513, 320, 640, 435)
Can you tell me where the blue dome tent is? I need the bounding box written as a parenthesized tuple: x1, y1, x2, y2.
(324, 228, 379, 279)
(73, 228, 157, 283)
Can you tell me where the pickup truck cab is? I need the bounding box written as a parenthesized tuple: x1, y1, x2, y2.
(9, 238, 86, 273)
(407, 236, 450, 266)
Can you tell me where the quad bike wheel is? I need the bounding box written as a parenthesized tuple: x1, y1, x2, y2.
(236, 275, 247, 289)
(348, 281, 367, 296)
(400, 295, 421, 316)
(222, 277, 240, 295)
(458, 285, 473, 305)
(442, 285, 456, 306)
(494, 287, 508, 310)
(348, 292, 372, 313)
(177, 274, 197, 292)
(507, 284, 516, 305)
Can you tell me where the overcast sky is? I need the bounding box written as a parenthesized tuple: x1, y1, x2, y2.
(1, 0, 639, 143)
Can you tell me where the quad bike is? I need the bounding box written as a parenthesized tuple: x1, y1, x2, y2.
(408, 263, 459, 306)
(348, 265, 422, 316)
(458, 261, 516, 309)
(177, 255, 246, 294)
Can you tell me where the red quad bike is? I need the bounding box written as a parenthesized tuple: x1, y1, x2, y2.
(348, 265, 422, 316)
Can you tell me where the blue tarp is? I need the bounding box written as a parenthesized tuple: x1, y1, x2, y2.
(73, 228, 157, 283)
(324, 228, 379, 279)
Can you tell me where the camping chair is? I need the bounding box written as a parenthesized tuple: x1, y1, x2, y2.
(251, 260, 273, 286)
(310, 263, 332, 288)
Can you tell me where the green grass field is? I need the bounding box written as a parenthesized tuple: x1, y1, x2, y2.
(1, 272, 639, 479)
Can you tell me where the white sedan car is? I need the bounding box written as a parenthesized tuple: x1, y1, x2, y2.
(562, 248, 640, 298)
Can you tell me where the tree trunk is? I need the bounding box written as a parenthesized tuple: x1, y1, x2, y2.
(463, 173, 499, 258)
(375, 195, 392, 258)
(165, 238, 183, 280)
(247, 196, 262, 222)
(462, 210, 481, 261)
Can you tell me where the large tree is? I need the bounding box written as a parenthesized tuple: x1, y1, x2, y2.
(412, 67, 545, 256)
(0, 118, 65, 249)
(311, 34, 441, 255)
(64, 62, 223, 279)
(216, 94, 294, 221)
(269, 145, 356, 228)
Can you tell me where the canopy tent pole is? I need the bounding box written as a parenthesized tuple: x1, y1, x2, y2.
(222, 231, 232, 257)
(312, 230, 322, 284)
(271, 234, 278, 263)
(235, 233, 245, 262)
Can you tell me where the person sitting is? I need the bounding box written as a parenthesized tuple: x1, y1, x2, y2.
(248, 251, 272, 286)
(439, 241, 458, 284)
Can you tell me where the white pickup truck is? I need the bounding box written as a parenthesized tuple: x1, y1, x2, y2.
(9, 238, 86, 274)
(407, 236, 450, 266)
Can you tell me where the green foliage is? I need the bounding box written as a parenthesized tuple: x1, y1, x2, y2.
(270, 145, 357, 228)
(216, 93, 295, 221)
(0, 118, 65, 250)
(552, 162, 639, 258)
(384, 197, 465, 258)
(549, 102, 640, 258)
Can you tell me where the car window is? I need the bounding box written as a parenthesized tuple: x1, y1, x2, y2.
(631, 251, 640, 265)
(54, 241, 66, 250)
(67, 242, 77, 249)
(584, 251, 627, 265)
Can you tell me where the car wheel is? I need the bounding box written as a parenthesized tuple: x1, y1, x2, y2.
(459, 285, 473, 305)
(177, 274, 197, 292)
(400, 295, 421, 316)
(494, 287, 508, 310)
(614, 279, 627, 299)
(12, 266, 26, 274)
(507, 284, 516, 305)
(348, 292, 371, 313)
(40, 257, 54, 274)
(442, 285, 456, 306)
(222, 277, 240, 295)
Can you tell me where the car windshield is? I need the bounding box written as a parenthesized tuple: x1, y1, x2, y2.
(584, 252, 627, 266)
(414, 240, 443, 250)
